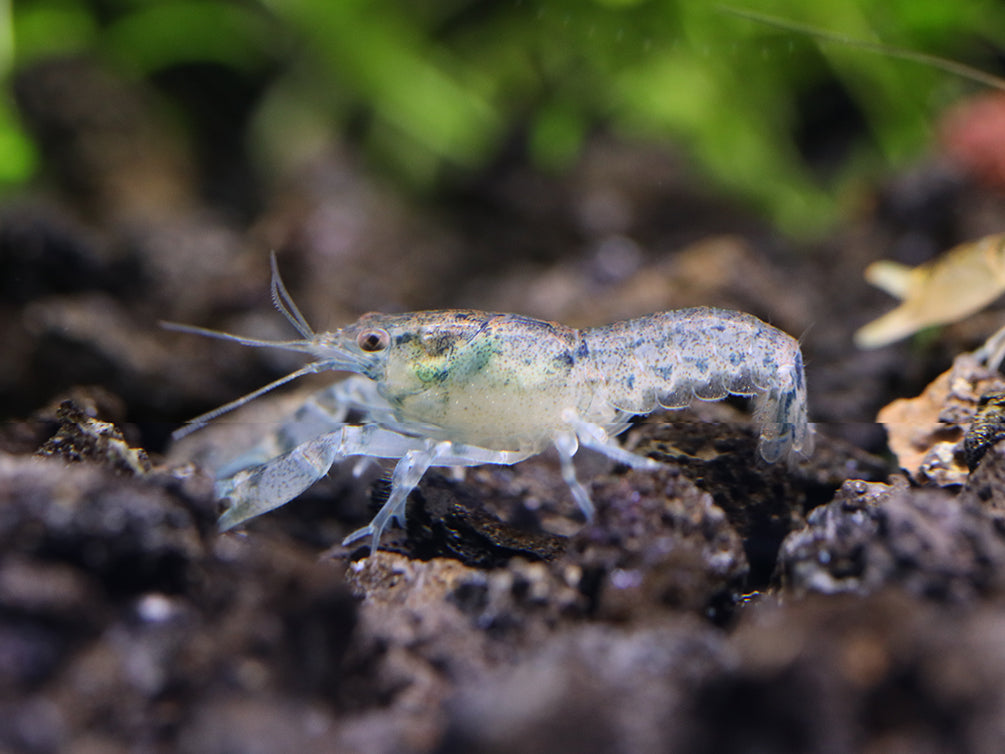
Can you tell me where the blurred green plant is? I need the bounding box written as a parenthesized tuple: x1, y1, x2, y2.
(0, 0, 38, 185)
(3, 0, 1004, 235)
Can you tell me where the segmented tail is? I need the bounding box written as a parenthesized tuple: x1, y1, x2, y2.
(584, 307, 812, 461)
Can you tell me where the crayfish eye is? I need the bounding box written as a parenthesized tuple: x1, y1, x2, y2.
(357, 328, 390, 352)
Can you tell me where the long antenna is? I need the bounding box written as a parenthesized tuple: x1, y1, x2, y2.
(719, 5, 1005, 93)
(160, 321, 318, 354)
(170, 360, 331, 440)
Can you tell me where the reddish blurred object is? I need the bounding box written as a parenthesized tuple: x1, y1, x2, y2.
(940, 92, 1005, 191)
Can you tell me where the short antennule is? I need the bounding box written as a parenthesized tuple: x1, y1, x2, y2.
(270, 251, 314, 338)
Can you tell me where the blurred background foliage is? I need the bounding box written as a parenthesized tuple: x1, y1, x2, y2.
(2, 0, 1004, 236)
